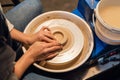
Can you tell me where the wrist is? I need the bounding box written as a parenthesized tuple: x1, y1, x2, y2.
(25, 34, 38, 45)
(24, 34, 34, 45)
(23, 53, 34, 64)
(24, 48, 35, 63)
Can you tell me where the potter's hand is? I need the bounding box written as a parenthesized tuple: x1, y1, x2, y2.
(28, 27, 56, 45)
(26, 41, 62, 62)
(14, 36, 62, 79)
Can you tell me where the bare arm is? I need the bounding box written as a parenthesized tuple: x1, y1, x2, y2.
(14, 41, 62, 79)
(10, 28, 31, 45)
(10, 27, 62, 79)
(14, 51, 33, 79)
(10, 27, 56, 45)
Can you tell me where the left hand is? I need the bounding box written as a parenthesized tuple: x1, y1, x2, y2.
(28, 27, 56, 45)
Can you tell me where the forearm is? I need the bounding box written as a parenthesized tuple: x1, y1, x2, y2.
(14, 51, 34, 79)
(10, 28, 31, 45)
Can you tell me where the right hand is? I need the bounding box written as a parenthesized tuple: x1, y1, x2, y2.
(25, 41, 62, 62)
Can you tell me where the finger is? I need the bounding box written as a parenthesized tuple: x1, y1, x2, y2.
(42, 36, 54, 43)
(45, 52, 58, 60)
(43, 45, 62, 54)
(41, 26, 51, 31)
(37, 53, 58, 66)
(44, 33, 56, 39)
(41, 27, 56, 39)
(40, 27, 56, 41)
(44, 31, 56, 40)
(35, 52, 58, 61)
(40, 52, 58, 60)
(35, 53, 47, 61)
(45, 41, 62, 48)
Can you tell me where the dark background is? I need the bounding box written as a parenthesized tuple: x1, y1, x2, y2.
(0, 0, 78, 13)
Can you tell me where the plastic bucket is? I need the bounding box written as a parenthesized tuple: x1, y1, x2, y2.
(94, 0, 120, 45)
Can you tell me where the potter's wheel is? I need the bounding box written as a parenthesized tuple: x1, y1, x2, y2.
(23, 11, 94, 73)
(34, 19, 84, 65)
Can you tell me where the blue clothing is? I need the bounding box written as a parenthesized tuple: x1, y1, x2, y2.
(5, 0, 42, 32)
(1, 0, 44, 80)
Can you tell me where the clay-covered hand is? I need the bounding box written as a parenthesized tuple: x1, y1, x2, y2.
(25, 41, 62, 62)
(28, 27, 56, 45)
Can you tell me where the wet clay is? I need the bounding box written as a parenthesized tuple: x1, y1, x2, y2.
(100, 6, 120, 28)
(39, 27, 74, 66)
(50, 27, 74, 52)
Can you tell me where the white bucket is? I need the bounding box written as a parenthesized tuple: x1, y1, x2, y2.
(94, 0, 120, 45)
